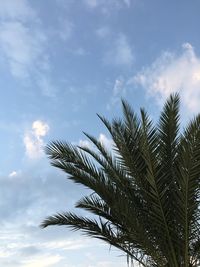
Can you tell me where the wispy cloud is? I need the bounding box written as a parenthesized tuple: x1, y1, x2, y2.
(0, 21, 46, 79)
(0, 0, 56, 97)
(107, 77, 126, 109)
(104, 34, 134, 67)
(132, 43, 200, 113)
(24, 120, 49, 159)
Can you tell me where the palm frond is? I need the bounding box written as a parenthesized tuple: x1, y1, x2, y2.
(42, 93, 200, 267)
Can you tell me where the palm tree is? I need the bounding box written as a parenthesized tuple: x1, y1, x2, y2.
(41, 94, 200, 267)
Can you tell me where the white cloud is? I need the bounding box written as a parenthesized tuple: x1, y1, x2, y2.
(79, 139, 92, 149)
(24, 120, 49, 159)
(104, 34, 134, 67)
(98, 133, 113, 151)
(32, 121, 49, 137)
(8, 171, 18, 178)
(133, 43, 200, 113)
(23, 134, 43, 159)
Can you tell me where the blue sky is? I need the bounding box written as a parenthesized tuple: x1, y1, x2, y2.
(1, 0, 200, 266)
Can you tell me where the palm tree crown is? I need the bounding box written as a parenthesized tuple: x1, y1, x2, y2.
(41, 94, 200, 267)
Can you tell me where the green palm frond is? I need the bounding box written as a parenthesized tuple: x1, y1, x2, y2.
(42, 94, 200, 267)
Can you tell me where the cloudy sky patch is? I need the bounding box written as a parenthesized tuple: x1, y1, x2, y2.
(133, 43, 200, 113)
(1, 1, 200, 266)
(24, 120, 49, 159)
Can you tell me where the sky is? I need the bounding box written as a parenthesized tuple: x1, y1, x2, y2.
(1, 0, 200, 266)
